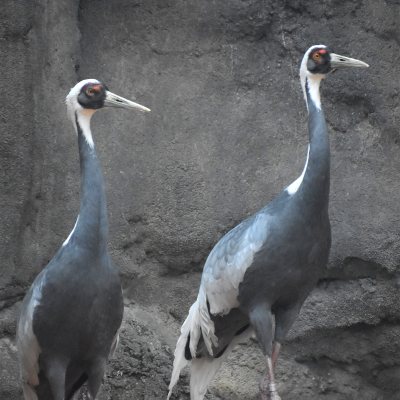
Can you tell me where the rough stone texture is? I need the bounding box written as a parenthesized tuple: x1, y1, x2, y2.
(1, 0, 399, 399)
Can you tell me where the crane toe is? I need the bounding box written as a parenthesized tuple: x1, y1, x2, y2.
(259, 378, 281, 400)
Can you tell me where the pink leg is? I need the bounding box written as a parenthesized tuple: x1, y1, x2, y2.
(271, 342, 281, 366)
(259, 342, 281, 400)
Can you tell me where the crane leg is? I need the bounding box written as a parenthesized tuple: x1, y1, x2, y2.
(259, 342, 281, 400)
(86, 360, 107, 400)
(271, 341, 281, 366)
(46, 359, 67, 400)
(248, 303, 281, 400)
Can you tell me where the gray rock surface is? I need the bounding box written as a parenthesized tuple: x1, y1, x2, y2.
(1, 0, 399, 399)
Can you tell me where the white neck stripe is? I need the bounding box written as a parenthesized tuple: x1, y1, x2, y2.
(76, 110, 95, 148)
(305, 75, 323, 110)
(286, 145, 310, 195)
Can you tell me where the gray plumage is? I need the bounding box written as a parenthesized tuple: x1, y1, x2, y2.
(17, 79, 150, 400)
(168, 46, 368, 400)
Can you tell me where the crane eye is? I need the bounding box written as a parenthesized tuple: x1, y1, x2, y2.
(314, 53, 320, 60)
(87, 88, 94, 96)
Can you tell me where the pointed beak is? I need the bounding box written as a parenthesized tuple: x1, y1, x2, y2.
(330, 53, 369, 69)
(104, 91, 150, 112)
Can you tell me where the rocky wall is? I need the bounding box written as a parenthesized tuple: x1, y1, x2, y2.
(1, 0, 400, 399)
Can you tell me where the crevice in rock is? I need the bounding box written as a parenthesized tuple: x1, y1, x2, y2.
(321, 256, 394, 282)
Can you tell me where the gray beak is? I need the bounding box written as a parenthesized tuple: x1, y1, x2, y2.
(330, 53, 369, 69)
(104, 91, 150, 112)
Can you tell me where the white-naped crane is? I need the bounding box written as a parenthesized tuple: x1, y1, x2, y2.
(167, 46, 368, 400)
(17, 79, 150, 400)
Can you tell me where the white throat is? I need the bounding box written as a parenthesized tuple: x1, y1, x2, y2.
(76, 110, 96, 148)
(302, 74, 323, 111)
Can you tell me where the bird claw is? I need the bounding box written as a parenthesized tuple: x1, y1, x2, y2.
(270, 392, 281, 400)
(260, 378, 281, 400)
(260, 391, 281, 400)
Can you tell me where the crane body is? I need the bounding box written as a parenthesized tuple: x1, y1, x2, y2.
(168, 46, 368, 400)
(17, 79, 150, 400)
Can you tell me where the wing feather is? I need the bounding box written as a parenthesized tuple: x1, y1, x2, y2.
(190, 212, 269, 358)
(17, 278, 45, 400)
(204, 212, 269, 315)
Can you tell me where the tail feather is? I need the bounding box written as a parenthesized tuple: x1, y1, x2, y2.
(168, 286, 248, 399)
(189, 355, 225, 400)
(189, 326, 254, 400)
(167, 301, 197, 399)
(196, 285, 218, 356)
(22, 381, 38, 400)
(189, 301, 201, 358)
(168, 287, 217, 399)
(109, 330, 120, 359)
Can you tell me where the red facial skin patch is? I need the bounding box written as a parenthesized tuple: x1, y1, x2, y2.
(93, 85, 101, 91)
(318, 49, 326, 54)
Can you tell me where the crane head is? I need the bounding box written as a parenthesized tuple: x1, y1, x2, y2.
(301, 45, 369, 77)
(66, 79, 150, 117)
(300, 46, 369, 109)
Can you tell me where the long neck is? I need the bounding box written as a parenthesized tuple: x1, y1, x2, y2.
(297, 76, 330, 210)
(72, 112, 108, 253)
